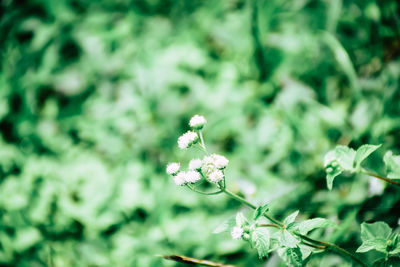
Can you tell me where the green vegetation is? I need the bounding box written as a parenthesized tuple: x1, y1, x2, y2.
(1, 0, 400, 266)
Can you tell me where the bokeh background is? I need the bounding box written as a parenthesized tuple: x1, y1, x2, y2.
(1, 0, 400, 266)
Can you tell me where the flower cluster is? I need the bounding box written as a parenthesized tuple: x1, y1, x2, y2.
(166, 115, 229, 187)
(201, 154, 229, 183)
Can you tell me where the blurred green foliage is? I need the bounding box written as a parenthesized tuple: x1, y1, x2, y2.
(1, 0, 400, 266)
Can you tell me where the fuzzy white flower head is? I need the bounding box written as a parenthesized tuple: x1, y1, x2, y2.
(208, 169, 224, 183)
(174, 172, 187, 186)
(213, 154, 229, 169)
(166, 162, 180, 175)
(189, 159, 202, 170)
(231, 226, 244, 240)
(185, 170, 201, 183)
(177, 131, 198, 149)
(189, 115, 207, 130)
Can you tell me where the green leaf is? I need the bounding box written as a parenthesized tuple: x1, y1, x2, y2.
(283, 210, 299, 227)
(236, 212, 248, 227)
(326, 169, 342, 190)
(354, 144, 381, 170)
(357, 222, 392, 253)
(298, 218, 336, 235)
(334, 146, 356, 171)
(213, 217, 236, 234)
(384, 151, 400, 179)
(277, 247, 303, 267)
(253, 204, 269, 221)
(324, 145, 356, 190)
(251, 228, 270, 259)
(280, 230, 299, 248)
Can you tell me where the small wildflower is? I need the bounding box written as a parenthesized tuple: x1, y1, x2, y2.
(185, 170, 201, 183)
(208, 169, 224, 183)
(213, 154, 229, 169)
(231, 226, 244, 240)
(166, 162, 180, 175)
(178, 131, 198, 149)
(201, 154, 229, 175)
(189, 115, 207, 130)
(189, 159, 202, 170)
(174, 172, 186, 186)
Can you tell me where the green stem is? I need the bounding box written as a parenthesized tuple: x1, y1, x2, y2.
(220, 187, 367, 267)
(221, 187, 283, 226)
(186, 184, 222, 195)
(295, 234, 367, 267)
(258, 223, 281, 229)
(361, 169, 400, 187)
(199, 131, 207, 152)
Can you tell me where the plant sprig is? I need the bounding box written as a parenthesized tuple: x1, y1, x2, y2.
(166, 115, 373, 267)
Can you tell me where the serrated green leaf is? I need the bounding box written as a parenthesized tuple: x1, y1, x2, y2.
(253, 204, 269, 221)
(298, 218, 336, 235)
(236, 212, 248, 227)
(357, 222, 392, 253)
(326, 170, 342, 190)
(277, 247, 303, 267)
(384, 151, 400, 179)
(280, 230, 299, 248)
(251, 228, 270, 259)
(354, 144, 381, 170)
(299, 244, 313, 260)
(334, 146, 356, 171)
(213, 217, 236, 234)
(283, 210, 299, 226)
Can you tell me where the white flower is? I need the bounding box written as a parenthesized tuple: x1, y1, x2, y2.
(174, 172, 186, 186)
(189, 159, 202, 170)
(213, 154, 229, 169)
(189, 115, 207, 129)
(208, 170, 224, 183)
(231, 226, 244, 240)
(177, 131, 198, 149)
(185, 170, 201, 183)
(201, 154, 229, 175)
(166, 162, 180, 175)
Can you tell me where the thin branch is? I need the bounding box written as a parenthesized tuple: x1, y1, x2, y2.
(221, 187, 283, 226)
(301, 241, 327, 250)
(297, 234, 367, 267)
(258, 223, 281, 229)
(186, 184, 223, 195)
(361, 169, 400, 187)
(157, 255, 236, 267)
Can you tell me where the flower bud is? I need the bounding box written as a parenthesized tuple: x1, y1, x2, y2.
(189, 115, 207, 130)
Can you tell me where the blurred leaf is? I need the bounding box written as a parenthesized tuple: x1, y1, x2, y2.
(357, 222, 392, 253)
(354, 144, 381, 170)
(298, 218, 336, 235)
(251, 228, 270, 259)
(384, 151, 400, 179)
